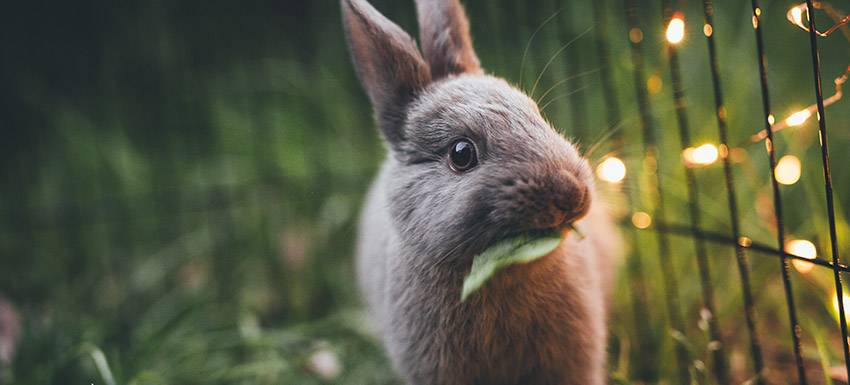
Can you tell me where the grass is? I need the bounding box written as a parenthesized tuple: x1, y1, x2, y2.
(2, 0, 850, 383)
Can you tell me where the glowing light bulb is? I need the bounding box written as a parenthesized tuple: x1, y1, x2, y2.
(785, 239, 817, 273)
(596, 157, 627, 183)
(785, 109, 812, 126)
(703, 23, 713, 37)
(666, 14, 686, 45)
(683, 144, 719, 167)
(775, 155, 802, 185)
(788, 5, 806, 30)
(631, 212, 652, 229)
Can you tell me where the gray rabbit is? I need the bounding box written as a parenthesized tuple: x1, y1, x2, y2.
(342, 0, 621, 384)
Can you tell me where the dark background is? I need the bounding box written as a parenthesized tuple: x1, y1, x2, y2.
(1, 0, 850, 383)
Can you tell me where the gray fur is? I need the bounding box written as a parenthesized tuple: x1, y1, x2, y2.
(343, 1, 621, 384)
(415, 0, 481, 78)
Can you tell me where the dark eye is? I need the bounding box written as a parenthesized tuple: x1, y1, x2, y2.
(448, 138, 478, 172)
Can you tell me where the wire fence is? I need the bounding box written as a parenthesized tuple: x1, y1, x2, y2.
(598, 0, 850, 383)
(2, 0, 850, 383)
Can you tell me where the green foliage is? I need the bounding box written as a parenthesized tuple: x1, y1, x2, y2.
(2, 0, 850, 384)
(461, 231, 563, 301)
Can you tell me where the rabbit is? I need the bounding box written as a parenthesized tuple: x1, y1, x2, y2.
(341, 0, 621, 384)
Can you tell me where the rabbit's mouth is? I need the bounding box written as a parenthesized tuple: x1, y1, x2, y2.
(483, 224, 578, 255)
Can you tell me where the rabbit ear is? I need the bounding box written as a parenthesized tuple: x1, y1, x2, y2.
(342, 0, 432, 145)
(415, 0, 481, 79)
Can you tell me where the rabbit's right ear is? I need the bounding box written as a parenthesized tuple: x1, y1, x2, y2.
(342, 0, 432, 145)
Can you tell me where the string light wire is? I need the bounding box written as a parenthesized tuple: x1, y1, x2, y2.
(749, 1, 849, 144)
(787, 1, 850, 37)
(749, 65, 848, 144)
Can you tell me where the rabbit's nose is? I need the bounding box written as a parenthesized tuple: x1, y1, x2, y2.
(530, 170, 590, 230)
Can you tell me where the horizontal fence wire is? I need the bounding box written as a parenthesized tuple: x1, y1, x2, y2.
(700, 0, 765, 382)
(804, 0, 850, 379)
(658, 0, 728, 381)
(750, 1, 809, 383)
(622, 0, 690, 382)
(654, 222, 850, 272)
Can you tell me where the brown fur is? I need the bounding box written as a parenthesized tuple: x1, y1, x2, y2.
(343, 1, 621, 384)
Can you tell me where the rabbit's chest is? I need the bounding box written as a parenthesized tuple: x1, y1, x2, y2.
(421, 250, 605, 384)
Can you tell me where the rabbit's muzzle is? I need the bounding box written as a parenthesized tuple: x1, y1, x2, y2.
(490, 168, 591, 233)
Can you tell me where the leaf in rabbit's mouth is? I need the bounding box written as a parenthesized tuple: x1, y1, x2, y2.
(460, 229, 563, 301)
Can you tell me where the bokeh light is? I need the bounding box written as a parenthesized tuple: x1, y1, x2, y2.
(785, 239, 817, 273)
(775, 155, 802, 185)
(683, 144, 719, 167)
(631, 212, 652, 229)
(647, 74, 663, 94)
(597, 157, 627, 183)
(666, 14, 686, 45)
(787, 4, 806, 30)
(629, 27, 643, 43)
(785, 109, 812, 126)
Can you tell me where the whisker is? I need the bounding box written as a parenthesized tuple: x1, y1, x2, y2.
(529, 26, 594, 99)
(584, 117, 637, 159)
(535, 68, 600, 104)
(539, 85, 588, 114)
(519, 9, 564, 89)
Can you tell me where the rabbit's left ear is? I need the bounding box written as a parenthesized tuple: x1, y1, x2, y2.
(415, 0, 481, 79)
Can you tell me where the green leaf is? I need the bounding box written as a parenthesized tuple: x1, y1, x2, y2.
(460, 231, 563, 301)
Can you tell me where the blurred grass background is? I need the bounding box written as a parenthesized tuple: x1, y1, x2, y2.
(1, 0, 850, 383)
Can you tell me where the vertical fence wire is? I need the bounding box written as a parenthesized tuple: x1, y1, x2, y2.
(750, 1, 809, 383)
(622, 0, 690, 382)
(804, 0, 850, 379)
(658, 1, 729, 382)
(592, 0, 656, 379)
(700, 1, 766, 382)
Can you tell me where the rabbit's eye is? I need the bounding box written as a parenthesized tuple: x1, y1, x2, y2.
(448, 138, 478, 172)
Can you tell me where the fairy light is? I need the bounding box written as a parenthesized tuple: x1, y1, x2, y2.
(749, 66, 848, 144)
(703, 23, 713, 37)
(596, 156, 627, 183)
(747, 2, 849, 145)
(752, 8, 760, 30)
(786, 2, 850, 37)
(788, 5, 805, 30)
(631, 211, 652, 229)
(785, 109, 813, 126)
(785, 239, 817, 273)
(775, 155, 802, 185)
(682, 143, 719, 167)
(666, 13, 686, 45)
